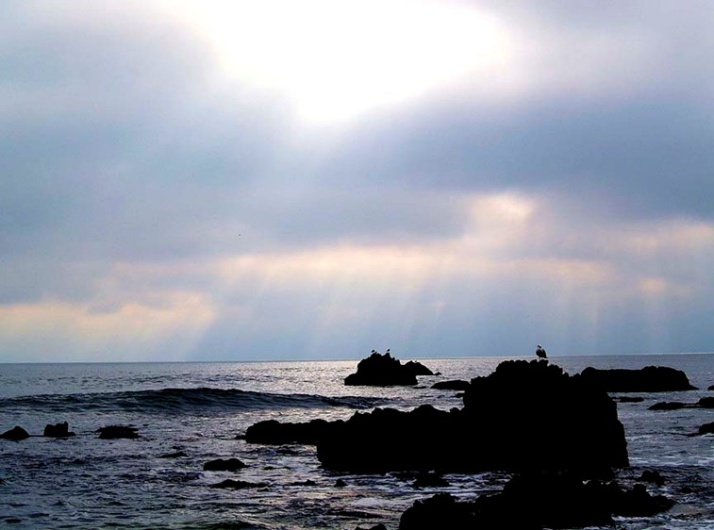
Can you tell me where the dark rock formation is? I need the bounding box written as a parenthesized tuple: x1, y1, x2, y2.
(460, 360, 629, 474)
(96, 425, 139, 439)
(431, 380, 470, 391)
(638, 470, 666, 486)
(0, 426, 30, 441)
(698, 397, 714, 408)
(210, 479, 266, 489)
(579, 366, 696, 392)
(203, 458, 246, 472)
(698, 422, 714, 435)
(317, 360, 628, 474)
(245, 418, 335, 445)
(43, 421, 75, 438)
(344, 350, 431, 386)
(404, 360, 434, 377)
(398, 472, 674, 530)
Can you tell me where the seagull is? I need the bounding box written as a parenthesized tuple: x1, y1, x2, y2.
(536, 345, 547, 360)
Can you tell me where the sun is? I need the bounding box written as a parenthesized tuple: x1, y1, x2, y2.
(171, 0, 513, 125)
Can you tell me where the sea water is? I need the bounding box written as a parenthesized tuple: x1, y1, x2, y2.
(1, 354, 714, 529)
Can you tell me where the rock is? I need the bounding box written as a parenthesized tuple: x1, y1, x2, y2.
(96, 425, 139, 439)
(698, 397, 714, 408)
(399, 492, 477, 530)
(698, 422, 714, 435)
(0, 426, 30, 441)
(244, 418, 335, 445)
(203, 458, 246, 472)
(344, 350, 427, 386)
(318, 360, 628, 475)
(709, 385, 714, 391)
(404, 361, 434, 377)
(579, 366, 696, 392)
(461, 360, 629, 474)
(431, 380, 470, 391)
(638, 470, 666, 486)
(355, 525, 388, 530)
(398, 472, 674, 530)
(649, 401, 687, 411)
(335, 479, 348, 487)
(43, 421, 75, 438)
(210, 479, 266, 489)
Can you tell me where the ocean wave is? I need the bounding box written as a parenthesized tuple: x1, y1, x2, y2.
(0, 387, 386, 415)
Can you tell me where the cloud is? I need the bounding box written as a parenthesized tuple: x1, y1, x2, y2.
(1, 1, 713, 361)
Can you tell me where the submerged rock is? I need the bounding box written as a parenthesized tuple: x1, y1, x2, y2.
(344, 350, 431, 386)
(0, 426, 30, 441)
(431, 380, 470, 391)
(203, 458, 246, 472)
(579, 366, 696, 392)
(210, 479, 266, 489)
(96, 425, 139, 439)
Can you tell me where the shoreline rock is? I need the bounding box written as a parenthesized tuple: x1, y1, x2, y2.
(398, 472, 674, 530)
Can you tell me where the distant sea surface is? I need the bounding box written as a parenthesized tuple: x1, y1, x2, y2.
(2, 354, 714, 529)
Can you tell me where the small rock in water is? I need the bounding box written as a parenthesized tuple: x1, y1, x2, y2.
(638, 470, 666, 486)
(203, 458, 246, 472)
(43, 421, 75, 438)
(0, 426, 30, 441)
(96, 425, 139, 439)
(210, 479, 266, 489)
(698, 422, 714, 435)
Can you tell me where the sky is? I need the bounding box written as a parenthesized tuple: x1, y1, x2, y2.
(1, 0, 713, 362)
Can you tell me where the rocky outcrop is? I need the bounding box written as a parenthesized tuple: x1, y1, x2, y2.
(43, 421, 76, 437)
(96, 425, 139, 439)
(579, 366, 696, 392)
(344, 350, 432, 386)
(404, 361, 434, 377)
(431, 380, 470, 391)
(649, 397, 714, 411)
(698, 422, 714, 435)
(0, 426, 30, 441)
(203, 458, 246, 471)
(210, 479, 266, 489)
(317, 360, 629, 474)
(398, 472, 674, 530)
(244, 418, 335, 445)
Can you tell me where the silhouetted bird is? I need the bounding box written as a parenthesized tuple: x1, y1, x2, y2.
(536, 345, 547, 360)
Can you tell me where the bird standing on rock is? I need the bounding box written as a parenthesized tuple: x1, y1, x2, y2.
(536, 345, 547, 360)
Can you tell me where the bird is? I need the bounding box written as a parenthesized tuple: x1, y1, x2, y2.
(535, 345, 547, 360)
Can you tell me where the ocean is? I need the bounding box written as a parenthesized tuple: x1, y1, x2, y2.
(2, 354, 714, 529)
